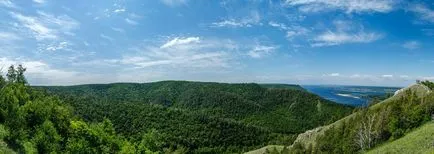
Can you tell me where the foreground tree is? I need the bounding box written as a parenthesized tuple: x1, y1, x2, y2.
(0, 65, 156, 153)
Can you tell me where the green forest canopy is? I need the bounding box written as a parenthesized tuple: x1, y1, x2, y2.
(1, 65, 354, 153)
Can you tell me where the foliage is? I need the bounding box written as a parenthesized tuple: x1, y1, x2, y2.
(38, 81, 353, 153)
(421, 80, 434, 90)
(0, 65, 157, 153)
(259, 84, 306, 91)
(0, 65, 354, 153)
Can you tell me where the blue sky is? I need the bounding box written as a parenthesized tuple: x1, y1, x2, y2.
(0, 0, 433, 86)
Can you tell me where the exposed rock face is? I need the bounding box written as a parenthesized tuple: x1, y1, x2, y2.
(393, 84, 431, 97)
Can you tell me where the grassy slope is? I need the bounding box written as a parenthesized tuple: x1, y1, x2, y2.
(245, 83, 432, 153)
(367, 122, 434, 154)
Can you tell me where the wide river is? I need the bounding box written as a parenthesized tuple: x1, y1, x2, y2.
(302, 85, 401, 106)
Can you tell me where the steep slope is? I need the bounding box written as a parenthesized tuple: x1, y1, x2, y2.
(247, 83, 434, 153)
(291, 83, 432, 153)
(37, 81, 353, 153)
(367, 122, 434, 154)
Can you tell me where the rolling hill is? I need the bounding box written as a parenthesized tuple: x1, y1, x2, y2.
(37, 81, 354, 153)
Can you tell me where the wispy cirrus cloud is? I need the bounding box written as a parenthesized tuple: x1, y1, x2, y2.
(10, 11, 79, 41)
(268, 21, 310, 40)
(100, 34, 114, 41)
(247, 44, 278, 58)
(409, 3, 434, 23)
(160, 37, 200, 48)
(125, 18, 138, 25)
(284, 0, 396, 13)
(402, 41, 421, 50)
(323, 73, 340, 77)
(0, 0, 16, 8)
(8, 11, 79, 53)
(312, 31, 381, 47)
(211, 11, 261, 28)
(311, 20, 382, 47)
(119, 37, 236, 69)
(33, 0, 45, 4)
(0, 32, 21, 41)
(111, 27, 125, 33)
(160, 0, 188, 7)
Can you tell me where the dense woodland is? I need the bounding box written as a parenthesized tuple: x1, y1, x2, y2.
(3, 65, 431, 154)
(0, 65, 354, 153)
(0, 65, 157, 153)
(37, 80, 353, 153)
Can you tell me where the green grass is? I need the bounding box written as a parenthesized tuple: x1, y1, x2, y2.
(367, 122, 434, 154)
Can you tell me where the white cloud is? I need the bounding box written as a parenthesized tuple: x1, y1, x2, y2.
(247, 45, 278, 58)
(0, 32, 23, 55)
(119, 37, 236, 69)
(0, 0, 16, 8)
(268, 21, 289, 30)
(311, 21, 382, 47)
(382, 74, 393, 78)
(0, 32, 21, 40)
(125, 18, 138, 25)
(10, 11, 79, 41)
(113, 8, 126, 13)
(409, 4, 434, 23)
(10, 12, 56, 40)
(211, 11, 261, 28)
(268, 21, 309, 40)
(0, 57, 97, 85)
(399, 75, 409, 78)
(312, 31, 381, 47)
(161, 0, 188, 7)
(402, 41, 421, 50)
(45, 41, 68, 51)
(111, 27, 125, 33)
(160, 37, 200, 49)
(100, 34, 114, 41)
(285, 0, 396, 13)
(33, 0, 45, 4)
(323, 73, 340, 77)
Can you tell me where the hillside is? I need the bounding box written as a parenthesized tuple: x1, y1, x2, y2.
(37, 81, 354, 153)
(367, 122, 434, 154)
(246, 83, 434, 153)
(260, 84, 306, 91)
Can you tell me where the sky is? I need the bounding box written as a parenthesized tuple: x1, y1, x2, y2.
(0, 0, 433, 86)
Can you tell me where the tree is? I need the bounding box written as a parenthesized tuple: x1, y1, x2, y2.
(31, 120, 62, 153)
(355, 114, 377, 151)
(6, 65, 16, 83)
(16, 65, 27, 84)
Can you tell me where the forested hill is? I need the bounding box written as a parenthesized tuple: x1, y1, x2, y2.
(259, 84, 306, 91)
(36, 81, 354, 153)
(250, 82, 434, 154)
